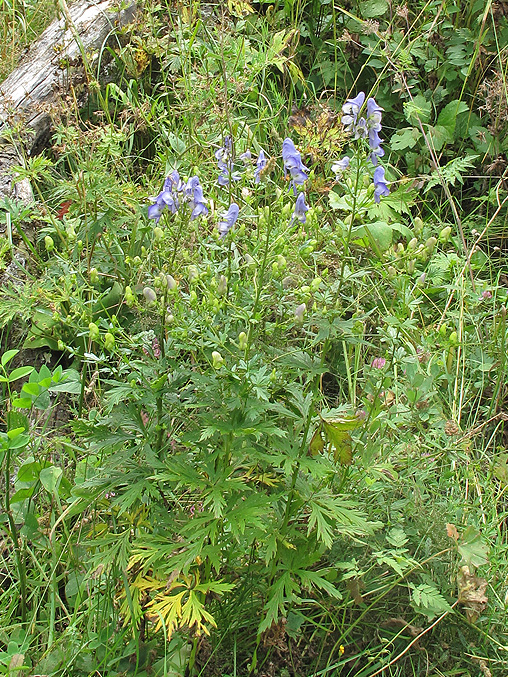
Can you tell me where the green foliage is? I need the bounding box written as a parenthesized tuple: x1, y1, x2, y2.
(0, 0, 507, 674)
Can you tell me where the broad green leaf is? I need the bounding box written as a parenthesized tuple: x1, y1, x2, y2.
(10, 487, 35, 503)
(361, 0, 388, 17)
(11, 397, 32, 409)
(1, 349, 18, 367)
(351, 221, 394, 252)
(8, 366, 34, 382)
(22, 382, 40, 396)
(9, 366, 34, 381)
(40, 466, 63, 494)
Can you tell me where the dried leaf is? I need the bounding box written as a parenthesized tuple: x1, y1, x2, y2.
(446, 523, 459, 542)
(346, 578, 364, 605)
(457, 565, 488, 622)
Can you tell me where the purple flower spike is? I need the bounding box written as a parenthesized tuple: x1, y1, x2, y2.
(216, 135, 240, 187)
(372, 357, 386, 369)
(373, 166, 390, 203)
(218, 203, 240, 239)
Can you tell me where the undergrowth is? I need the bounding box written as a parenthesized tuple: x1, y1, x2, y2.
(0, 0, 508, 676)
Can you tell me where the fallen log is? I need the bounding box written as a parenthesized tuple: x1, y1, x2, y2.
(0, 0, 136, 204)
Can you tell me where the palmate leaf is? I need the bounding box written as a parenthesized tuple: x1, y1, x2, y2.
(147, 573, 233, 639)
(307, 494, 381, 547)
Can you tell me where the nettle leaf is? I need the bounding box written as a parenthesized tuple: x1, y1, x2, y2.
(436, 100, 469, 138)
(390, 127, 421, 151)
(409, 583, 453, 620)
(404, 95, 431, 125)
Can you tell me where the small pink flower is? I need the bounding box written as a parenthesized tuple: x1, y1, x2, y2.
(482, 290, 492, 300)
(152, 337, 161, 358)
(372, 357, 386, 369)
(140, 411, 149, 427)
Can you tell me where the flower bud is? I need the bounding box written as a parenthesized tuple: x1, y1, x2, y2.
(212, 351, 224, 369)
(417, 272, 426, 286)
(153, 226, 164, 241)
(143, 287, 157, 305)
(295, 303, 306, 323)
(413, 217, 424, 235)
(104, 332, 115, 351)
(188, 265, 199, 284)
(387, 266, 396, 278)
(88, 322, 100, 341)
(77, 240, 83, 252)
(89, 267, 99, 284)
(448, 331, 459, 346)
(166, 275, 178, 291)
(217, 275, 228, 296)
(439, 226, 452, 243)
(425, 237, 437, 253)
(124, 286, 136, 307)
(57, 339, 65, 351)
(238, 331, 248, 350)
(44, 235, 54, 252)
(166, 312, 175, 325)
(407, 238, 418, 250)
(189, 290, 198, 305)
(310, 277, 322, 292)
(407, 259, 415, 274)
(66, 224, 76, 242)
(277, 255, 287, 269)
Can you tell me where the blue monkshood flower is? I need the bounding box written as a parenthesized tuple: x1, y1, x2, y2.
(373, 166, 390, 203)
(341, 92, 366, 137)
(282, 138, 309, 195)
(148, 175, 179, 224)
(167, 169, 184, 193)
(184, 176, 209, 220)
(291, 192, 309, 224)
(254, 149, 267, 184)
(218, 203, 240, 239)
(331, 156, 351, 175)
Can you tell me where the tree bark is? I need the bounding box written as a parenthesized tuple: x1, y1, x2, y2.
(0, 0, 136, 203)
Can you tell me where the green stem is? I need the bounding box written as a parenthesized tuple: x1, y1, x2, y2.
(5, 448, 27, 623)
(245, 211, 273, 357)
(339, 159, 362, 282)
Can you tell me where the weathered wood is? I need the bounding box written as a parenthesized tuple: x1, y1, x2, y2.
(0, 0, 136, 203)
